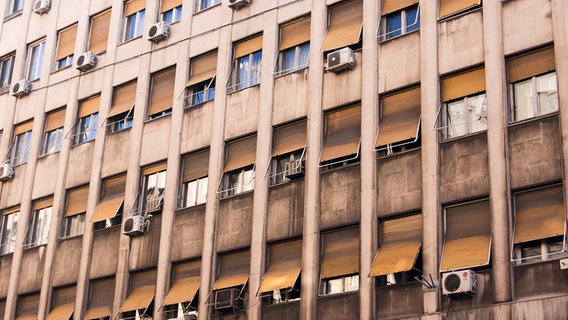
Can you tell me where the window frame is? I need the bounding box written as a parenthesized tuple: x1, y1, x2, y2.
(26, 40, 46, 81)
(509, 71, 558, 124)
(161, 4, 182, 24)
(513, 236, 566, 266)
(320, 274, 359, 296)
(186, 77, 216, 108)
(226, 50, 262, 94)
(72, 112, 99, 145)
(193, 0, 221, 13)
(378, 4, 420, 43)
(440, 92, 487, 141)
(274, 42, 310, 77)
(107, 107, 134, 134)
(218, 165, 255, 199)
(59, 213, 85, 239)
(0, 53, 15, 89)
(11, 130, 32, 166)
(0, 210, 19, 255)
(180, 176, 208, 208)
(141, 169, 167, 214)
(6, 0, 24, 17)
(40, 127, 63, 156)
(266, 148, 305, 186)
(123, 9, 146, 42)
(24, 206, 52, 248)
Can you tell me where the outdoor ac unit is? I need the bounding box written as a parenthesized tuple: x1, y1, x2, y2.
(214, 288, 243, 312)
(227, 0, 250, 10)
(284, 159, 305, 180)
(147, 21, 170, 43)
(75, 51, 98, 72)
(442, 269, 476, 299)
(325, 47, 355, 73)
(32, 0, 51, 14)
(0, 164, 14, 182)
(123, 215, 146, 236)
(11, 79, 31, 98)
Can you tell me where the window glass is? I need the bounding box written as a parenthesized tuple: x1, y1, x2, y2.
(445, 93, 487, 139)
(143, 170, 166, 213)
(512, 72, 558, 122)
(25, 207, 52, 248)
(188, 79, 215, 107)
(41, 128, 63, 156)
(222, 166, 255, 198)
(0, 54, 15, 88)
(183, 177, 208, 207)
(197, 0, 221, 12)
(0, 212, 19, 255)
(162, 5, 182, 24)
(107, 110, 133, 133)
(13, 131, 32, 165)
(56, 56, 74, 70)
(513, 79, 533, 121)
(380, 5, 419, 42)
(268, 149, 304, 186)
(405, 5, 420, 32)
(28, 41, 46, 81)
(124, 10, 145, 41)
(385, 14, 402, 39)
(75, 113, 98, 145)
(230, 51, 261, 92)
(60, 213, 85, 239)
(322, 274, 359, 295)
(536, 72, 558, 115)
(8, 0, 24, 15)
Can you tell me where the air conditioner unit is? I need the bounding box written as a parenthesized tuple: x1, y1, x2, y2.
(123, 215, 147, 236)
(442, 269, 476, 299)
(283, 159, 305, 180)
(75, 51, 98, 72)
(227, 0, 250, 10)
(325, 47, 355, 73)
(0, 164, 14, 182)
(32, 0, 51, 14)
(147, 21, 170, 43)
(11, 80, 31, 98)
(214, 288, 243, 312)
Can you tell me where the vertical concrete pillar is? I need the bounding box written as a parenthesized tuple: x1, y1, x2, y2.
(419, 0, 441, 314)
(482, 0, 513, 304)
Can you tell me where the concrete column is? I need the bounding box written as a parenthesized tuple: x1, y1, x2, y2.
(482, 0, 513, 304)
(359, 0, 379, 319)
(300, 1, 326, 319)
(419, 0, 441, 314)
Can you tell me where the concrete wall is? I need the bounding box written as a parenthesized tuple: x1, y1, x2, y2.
(180, 102, 214, 155)
(140, 117, 171, 167)
(101, 130, 131, 178)
(272, 69, 309, 125)
(217, 192, 254, 252)
(502, 0, 553, 55)
(65, 142, 94, 188)
(89, 227, 120, 279)
(514, 260, 568, 300)
(266, 180, 304, 241)
(0, 256, 12, 298)
(51, 237, 82, 287)
(31, 154, 59, 200)
(378, 32, 420, 93)
(317, 293, 359, 320)
(225, 87, 260, 140)
(322, 51, 362, 111)
(377, 150, 422, 216)
(320, 165, 361, 230)
(18, 246, 46, 294)
(171, 206, 205, 262)
(129, 214, 162, 271)
(262, 301, 300, 320)
(377, 283, 423, 318)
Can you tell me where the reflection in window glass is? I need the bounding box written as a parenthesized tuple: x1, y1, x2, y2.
(0, 212, 19, 255)
(25, 207, 52, 248)
(444, 93, 487, 139)
(124, 10, 145, 41)
(60, 213, 85, 239)
(28, 41, 46, 81)
(162, 5, 182, 24)
(13, 131, 32, 165)
(75, 113, 98, 145)
(512, 72, 558, 122)
(41, 128, 63, 156)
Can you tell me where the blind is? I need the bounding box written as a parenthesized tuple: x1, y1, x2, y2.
(370, 214, 422, 276)
(85, 278, 115, 319)
(508, 47, 556, 83)
(320, 105, 361, 163)
(212, 250, 250, 290)
(90, 175, 126, 223)
(102, 174, 127, 199)
(89, 10, 112, 54)
(224, 135, 257, 172)
(45, 108, 66, 132)
(187, 51, 217, 87)
(182, 150, 209, 182)
(321, 0, 363, 52)
(279, 17, 311, 51)
(439, 0, 480, 19)
(514, 185, 565, 244)
(161, 0, 181, 13)
(17, 293, 40, 318)
(234, 35, 263, 58)
(56, 24, 78, 60)
(442, 67, 485, 101)
(15, 120, 33, 135)
(272, 121, 307, 157)
(80, 95, 100, 117)
(109, 80, 137, 118)
(258, 240, 302, 294)
(148, 67, 176, 117)
(65, 186, 88, 217)
(163, 260, 201, 306)
(376, 87, 421, 148)
(32, 197, 53, 211)
(1, 207, 19, 215)
(441, 200, 491, 271)
(321, 227, 360, 279)
(125, 0, 145, 16)
(47, 286, 76, 320)
(382, 0, 419, 15)
(142, 162, 167, 176)
(120, 269, 157, 313)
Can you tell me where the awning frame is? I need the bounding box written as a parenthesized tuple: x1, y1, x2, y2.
(204, 278, 248, 306)
(255, 268, 301, 298)
(264, 147, 306, 180)
(216, 164, 256, 195)
(318, 140, 361, 168)
(374, 117, 421, 152)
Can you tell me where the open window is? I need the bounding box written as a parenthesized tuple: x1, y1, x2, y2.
(88, 9, 112, 54)
(0, 52, 15, 89)
(507, 46, 558, 123)
(61, 186, 88, 239)
(438, 0, 481, 20)
(275, 17, 310, 76)
(24, 198, 53, 248)
(55, 24, 77, 70)
(375, 87, 421, 156)
(319, 105, 361, 168)
(208, 250, 250, 314)
(194, 0, 221, 13)
(117, 269, 156, 320)
(16, 292, 40, 320)
(85, 277, 115, 320)
(370, 213, 422, 286)
(107, 80, 136, 133)
(0, 207, 20, 255)
(27, 39, 46, 81)
(148, 67, 175, 120)
(92, 174, 126, 231)
(71, 95, 100, 145)
(227, 35, 263, 93)
(512, 185, 567, 264)
(186, 50, 217, 108)
(47, 285, 75, 320)
(6, 120, 33, 166)
(123, 0, 146, 42)
(159, 259, 200, 319)
(258, 240, 302, 304)
(320, 227, 360, 295)
(218, 135, 256, 199)
(180, 150, 209, 208)
(441, 199, 491, 272)
(160, 0, 182, 24)
(41, 108, 65, 156)
(378, 1, 419, 42)
(266, 121, 307, 186)
(138, 163, 167, 215)
(321, 0, 363, 54)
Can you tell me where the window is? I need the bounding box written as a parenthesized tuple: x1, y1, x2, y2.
(107, 80, 136, 133)
(62, 186, 88, 239)
(140, 164, 167, 214)
(16, 292, 40, 320)
(160, 0, 182, 24)
(227, 35, 262, 93)
(258, 240, 302, 305)
(6, 0, 24, 16)
(268, 149, 305, 186)
(438, 67, 486, 140)
(117, 269, 156, 320)
(55, 24, 78, 70)
(24, 203, 52, 248)
(194, 0, 221, 13)
(321, 275, 359, 295)
(10, 122, 32, 166)
(276, 43, 309, 76)
(74, 95, 100, 145)
(508, 47, 557, 123)
(275, 17, 310, 76)
(123, 0, 146, 42)
(162, 260, 200, 318)
(0, 53, 15, 88)
(0, 208, 19, 255)
(222, 166, 255, 199)
(267, 121, 307, 186)
(60, 214, 84, 238)
(148, 67, 175, 119)
(512, 185, 567, 264)
(439, 0, 481, 19)
(210, 250, 249, 306)
(321, 0, 363, 54)
(41, 108, 65, 156)
(320, 227, 360, 295)
(47, 286, 76, 320)
(107, 109, 133, 133)
(186, 50, 217, 108)
(88, 9, 112, 54)
(379, 4, 419, 42)
(219, 135, 257, 199)
(319, 105, 361, 167)
(92, 175, 125, 231)
(86, 278, 115, 320)
(27, 40, 46, 81)
(180, 150, 209, 208)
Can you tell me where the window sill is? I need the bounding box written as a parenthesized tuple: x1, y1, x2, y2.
(507, 112, 558, 128)
(376, 146, 420, 160)
(107, 126, 132, 135)
(58, 233, 83, 241)
(23, 243, 47, 250)
(51, 64, 74, 74)
(185, 99, 214, 110)
(226, 82, 260, 95)
(317, 290, 359, 298)
(0, 86, 9, 95)
(71, 139, 95, 148)
(38, 150, 61, 159)
(193, 3, 221, 15)
(439, 129, 487, 144)
(145, 112, 172, 123)
(120, 35, 143, 45)
(262, 299, 301, 308)
(274, 65, 309, 79)
(3, 10, 23, 22)
(219, 189, 254, 201)
(268, 177, 304, 188)
(0, 251, 14, 257)
(94, 224, 122, 234)
(378, 28, 420, 44)
(176, 202, 207, 212)
(437, 5, 482, 22)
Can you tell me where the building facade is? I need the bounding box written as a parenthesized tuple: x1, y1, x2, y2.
(0, 0, 566, 319)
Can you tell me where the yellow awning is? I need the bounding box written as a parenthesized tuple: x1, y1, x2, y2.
(258, 240, 302, 294)
(85, 306, 112, 319)
(321, 0, 363, 52)
(321, 227, 360, 279)
(211, 273, 249, 291)
(376, 87, 421, 148)
(90, 197, 123, 223)
(46, 303, 74, 320)
(163, 276, 200, 306)
(320, 105, 361, 164)
(119, 285, 155, 313)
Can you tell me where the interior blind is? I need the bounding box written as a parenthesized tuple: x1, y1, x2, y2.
(376, 87, 421, 148)
(279, 17, 311, 51)
(45, 108, 66, 132)
(2, 207, 20, 215)
(441, 200, 491, 271)
(320, 105, 361, 163)
(65, 186, 89, 217)
(224, 135, 257, 172)
(321, 227, 360, 279)
(148, 67, 176, 117)
(182, 150, 209, 182)
(234, 35, 263, 59)
(321, 0, 363, 52)
(15, 120, 33, 135)
(85, 277, 115, 319)
(109, 80, 137, 118)
(258, 240, 302, 294)
(514, 185, 565, 244)
(187, 50, 217, 87)
(161, 0, 181, 12)
(442, 67, 485, 102)
(508, 47, 556, 83)
(439, 0, 480, 19)
(382, 0, 419, 15)
(80, 95, 101, 118)
(32, 197, 53, 211)
(212, 250, 250, 290)
(56, 24, 78, 60)
(89, 10, 112, 54)
(125, 0, 145, 16)
(272, 120, 307, 157)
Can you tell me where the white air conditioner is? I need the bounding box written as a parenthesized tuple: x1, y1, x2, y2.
(75, 51, 98, 72)
(227, 0, 250, 10)
(214, 287, 243, 312)
(123, 215, 147, 236)
(11, 79, 31, 98)
(325, 47, 355, 73)
(442, 269, 476, 299)
(32, 0, 51, 14)
(147, 21, 170, 43)
(0, 164, 14, 182)
(283, 159, 305, 180)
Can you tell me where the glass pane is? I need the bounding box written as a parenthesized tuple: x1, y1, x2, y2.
(250, 51, 262, 86)
(173, 6, 182, 22)
(344, 275, 359, 292)
(405, 5, 420, 32)
(162, 10, 173, 24)
(298, 43, 310, 69)
(14, 132, 31, 165)
(547, 237, 564, 254)
(184, 180, 197, 207)
(0, 57, 13, 87)
(386, 14, 402, 39)
(236, 55, 250, 90)
(0, 212, 19, 255)
(243, 168, 255, 192)
(29, 42, 46, 80)
(325, 278, 343, 294)
(196, 177, 208, 204)
(280, 48, 296, 73)
(446, 100, 467, 138)
(536, 72, 558, 116)
(229, 171, 243, 194)
(520, 240, 542, 263)
(136, 11, 145, 38)
(513, 79, 534, 122)
(468, 93, 488, 134)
